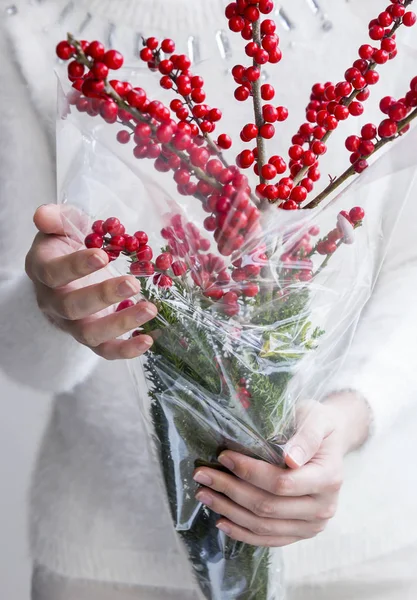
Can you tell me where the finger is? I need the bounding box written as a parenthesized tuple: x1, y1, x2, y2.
(65, 302, 158, 348)
(193, 468, 317, 520)
(34, 204, 88, 237)
(93, 334, 154, 360)
(284, 403, 333, 469)
(45, 277, 142, 321)
(216, 519, 301, 548)
(218, 451, 343, 497)
(31, 246, 109, 289)
(217, 452, 295, 496)
(34, 205, 66, 235)
(195, 488, 317, 539)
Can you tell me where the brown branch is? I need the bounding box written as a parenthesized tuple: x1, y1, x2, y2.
(293, 5, 415, 187)
(252, 19, 267, 185)
(304, 106, 417, 209)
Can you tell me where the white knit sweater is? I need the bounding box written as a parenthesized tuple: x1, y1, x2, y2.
(2, 0, 417, 591)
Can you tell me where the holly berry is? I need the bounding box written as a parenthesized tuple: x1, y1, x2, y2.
(378, 119, 398, 138)
(155, 253, 173, 271)
(104, 49, 124, 70)
(85, 233, 103, 249)
(56, 41, 75, 60)
(349, 207, 365, 223)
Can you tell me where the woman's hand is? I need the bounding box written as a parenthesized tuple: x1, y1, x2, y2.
(25, 204, 157, 360)
(193, 393, 371, 547)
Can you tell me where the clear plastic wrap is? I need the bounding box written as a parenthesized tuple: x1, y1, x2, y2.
(56, 57, 417, 599)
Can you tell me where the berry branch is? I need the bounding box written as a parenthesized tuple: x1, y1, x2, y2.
(67, 34, 244, 203)
(306, 104, 417, 209)
(251, 18, 268, 184)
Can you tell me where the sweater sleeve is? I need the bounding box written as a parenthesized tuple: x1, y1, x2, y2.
(326, 178, 417, 438)
(0, 16, 99, 393)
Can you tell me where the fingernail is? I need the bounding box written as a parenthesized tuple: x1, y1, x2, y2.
(218, 454, 235, 471)
(193, 471, 213, 486)
(216, 522, 232, 535)
(136, 338, 153, 351)
(287, 445, 305, 467)
(196, 492, 213, 506)
(88, 253, 107, 270)
(117, 279, 140, 298)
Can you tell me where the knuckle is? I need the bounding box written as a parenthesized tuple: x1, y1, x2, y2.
(76, 327, 99, 348)
(309, 520, 327, 537)
(98, 280, 117, 306)
(59, 295, 79, 321)
(37, 263, 56, 288)
(327, 474, 343, 493)
(316, 503, 337, 521)
(119, 343, 140, 360)
(272, 475, 293, 496)
(251, 520, 272, 536)
(253, 500, 276, 518)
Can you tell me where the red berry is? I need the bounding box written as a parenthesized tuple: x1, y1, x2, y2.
(155, 253, 173, 271)
(269, 155, 286, 174)
(290, 186, 307, 203)
(334, 105, 349, 121)
(229, 16, 246, 32)
(123, 235, 140, 253)
(365, 71, 379, 86)
(67, 61, 84, 79)
(116, 299, 135, 312)
(262, 104, 278, 123)
(134, 231, 149, 245)
(369, 25, 385, 41)
(260, 124, 275, 139)
(354, 159, 369, 173)
(241, 123, 258, 141)
(85, 233, 103, 249)
(261, 84, 275, 101)
(312, 141, 327, 155)
(217, 134, 232, 150)
(103, 217, 122, 236)
(378, 119, 398, 138)
(137, 245, 153, 261)
(172, 261, 187, 276)
(86, 41, 105, 60)
(91, 61, 109, 79)
(361, 123, 377, 140)
(358, 44, 374, 60)
(289, 145, 303, 160)
(373, 49, 389, 65)
(56, 41, 75, 60)
(104, 49, 124, 70)
(261, 164, 277, 180)
(403, 12, 417, 27)
(388, 102, 407, 122)
(161, 38, 175, 53)
(281, 200, 298, 211)
(235, 86, 250, 102)
(349, 102, 364, 117)
(349, 207, 365, 223)
(116, 130, 130, 144)
(140, 48, 153, 62)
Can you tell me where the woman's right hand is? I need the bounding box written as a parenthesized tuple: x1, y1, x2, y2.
(25, 205, 158, 360)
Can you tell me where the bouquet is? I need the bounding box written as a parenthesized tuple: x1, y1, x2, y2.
(55, 1, 417, 598)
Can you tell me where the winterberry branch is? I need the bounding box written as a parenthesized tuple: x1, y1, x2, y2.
(252, 18, 268, 185)
(293, 3, 415, 188)
(305, 106, 417, 209)
(67, 34, 234, 199)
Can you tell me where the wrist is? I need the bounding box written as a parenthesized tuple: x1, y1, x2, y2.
(324, 390, 372, 455)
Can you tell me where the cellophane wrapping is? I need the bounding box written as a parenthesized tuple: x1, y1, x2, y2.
(56, 64, 417, 599)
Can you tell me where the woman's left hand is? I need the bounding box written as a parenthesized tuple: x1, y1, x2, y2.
(193, 392, 371, 548)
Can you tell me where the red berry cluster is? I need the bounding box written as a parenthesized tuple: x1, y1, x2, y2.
(345, 75, 417, 171)
(281, 1, 416, 203)
(139, 36, 230, 145)
(315, 207, 365, 256)
(226, 0, 277, 56)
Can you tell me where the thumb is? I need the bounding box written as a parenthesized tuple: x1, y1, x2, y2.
(284, 405, 331, 470)
(33, 205, 66, 235)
